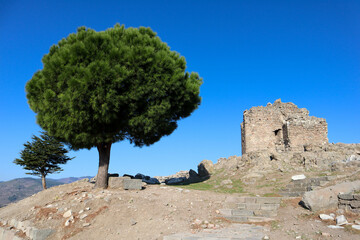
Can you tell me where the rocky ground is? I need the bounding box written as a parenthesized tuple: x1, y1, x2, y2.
(1, 148, 360, 240)
(0, 175, 359, 240)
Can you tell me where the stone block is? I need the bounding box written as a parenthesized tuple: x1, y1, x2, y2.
(292, 181, 304, 187)
(219, 209, 232, 215)
(231, 209, 254, 216)
(31, 228, 55, 240)
(317, 176, 329, 182)
(279, 191, 304, 197)
(247, 216, 274, 222)
(310, 179, 320, 186)
(245, 203, 261, 210)
(338, 194, 354, 200)
(236, 203, 246, 209)
(254, 210, 277, 217)
(339, 199, 352, 205)
(123, 179, 142, 190)
(256, 197, 281, 204)
(235, 197, 246, 203)
(244, 197, 256, 203)
(224, 215, 248, 222)
(260, 204, 280, 211)
(108, 177, 130, 189)
(224, 202, 238, 209)
(290, 187, 308, 192)
(354, 195, 360, 200)
(350, 201, 360, 208)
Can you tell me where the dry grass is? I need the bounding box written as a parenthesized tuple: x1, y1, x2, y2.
(35, 207, 58, 220)
(85, 206, 109, 223)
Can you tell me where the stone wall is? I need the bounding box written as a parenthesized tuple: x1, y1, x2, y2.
(338, 193, 360, 213)
(241, 99, 328, 154)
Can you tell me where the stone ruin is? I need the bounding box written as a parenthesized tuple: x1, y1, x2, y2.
(214, 99, 360, 174)
(241, 99, 328, 154)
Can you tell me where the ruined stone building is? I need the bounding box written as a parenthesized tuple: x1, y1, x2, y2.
(241, 99, 328, 154)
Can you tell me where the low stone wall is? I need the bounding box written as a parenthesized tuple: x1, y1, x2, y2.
(0, 219, 54, 240)
(220, 197, 282, 222)
(0, 226, 23, 240)
(279, 176, 333, 197)
(338, 193, 360, 213)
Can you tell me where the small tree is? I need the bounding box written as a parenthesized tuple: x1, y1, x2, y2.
(14, 132, 73, 189)
(26, 24, 202, 188)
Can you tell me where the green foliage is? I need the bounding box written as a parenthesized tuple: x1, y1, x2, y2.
(8, 195, 17, 202)
(26, 24, 202, 150)
(14, 132, 73, 177)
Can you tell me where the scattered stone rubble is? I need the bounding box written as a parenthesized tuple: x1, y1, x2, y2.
(97, 159, 215, 189)
(318, 212, 360, 231)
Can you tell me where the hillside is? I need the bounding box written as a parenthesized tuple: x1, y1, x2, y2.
(0, 177, 91, 208)
(0, 170, 359, 240)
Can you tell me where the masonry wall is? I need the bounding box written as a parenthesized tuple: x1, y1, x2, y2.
(286, 117, 328, 152)
(241, 99, 328, 154)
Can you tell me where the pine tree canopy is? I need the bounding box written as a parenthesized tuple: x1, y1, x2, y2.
(26, 24, 203, 150)
(14, 132, 73, 177)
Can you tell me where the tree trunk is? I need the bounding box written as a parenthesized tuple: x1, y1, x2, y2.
(41, 174, 47, 189)
(95, 142, 112, 189)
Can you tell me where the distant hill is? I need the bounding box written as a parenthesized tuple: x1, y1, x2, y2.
(0, 177, 91, 208)
(53, 177, 92, 184)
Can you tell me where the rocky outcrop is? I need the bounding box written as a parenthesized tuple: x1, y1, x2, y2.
(197, 160, 215, 177)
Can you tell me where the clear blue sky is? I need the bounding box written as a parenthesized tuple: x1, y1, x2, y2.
(1, 0, 359, 181)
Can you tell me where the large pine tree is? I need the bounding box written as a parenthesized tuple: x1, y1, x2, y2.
(26, 24, 202, 188)
(14, 132, 73, 189)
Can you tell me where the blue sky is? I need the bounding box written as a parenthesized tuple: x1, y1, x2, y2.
(1, 0, 359, 181)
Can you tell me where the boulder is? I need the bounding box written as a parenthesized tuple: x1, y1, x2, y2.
(198, 160, 214, 177)
(352, 225, 360, 230)
(301, 180, 360, 211)
(123, 174, 134, 178)
(336, 215, 347, 225)
(188, 169, 199, 179)
(143, 178, 160, 184)
(135, 173, 150, 180)
(165, 177, 186, 185)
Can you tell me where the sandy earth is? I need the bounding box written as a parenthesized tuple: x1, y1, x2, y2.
(0, 179, 359, 240)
